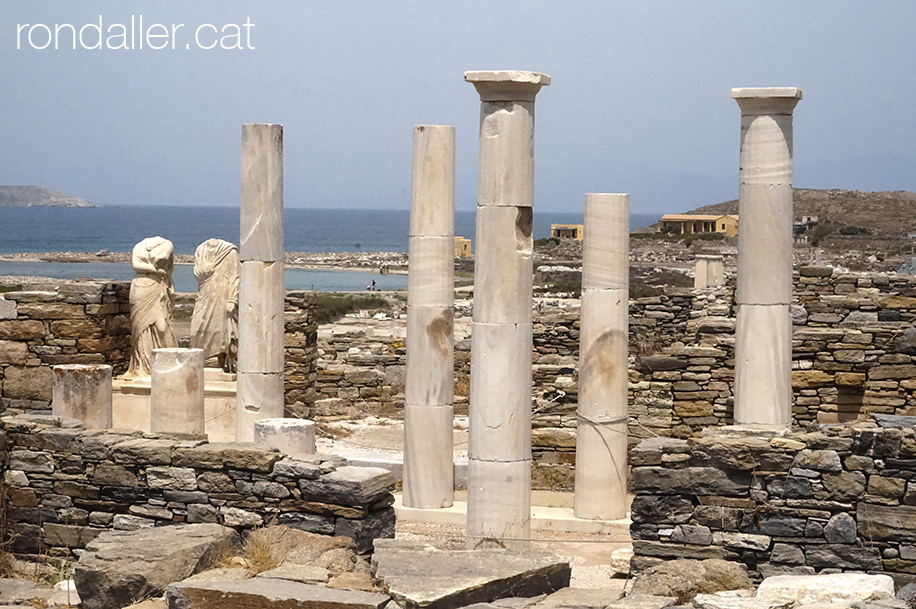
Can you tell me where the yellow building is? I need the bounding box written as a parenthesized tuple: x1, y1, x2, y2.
(454, 236, 472, 258)
(550, 224, 584, 240)
(659, 214, 739, 237)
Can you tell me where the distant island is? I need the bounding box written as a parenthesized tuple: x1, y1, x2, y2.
(0, 186, 96, 207)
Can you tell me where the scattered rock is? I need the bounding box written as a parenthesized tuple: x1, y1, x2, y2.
(755, 572, 895, 605)
(628, 558, 752, 605)
(74, 523, 238, 609)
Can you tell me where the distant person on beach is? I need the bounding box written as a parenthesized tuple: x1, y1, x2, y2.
(124, 236, 177, 378)
(190, 239, 239, 373)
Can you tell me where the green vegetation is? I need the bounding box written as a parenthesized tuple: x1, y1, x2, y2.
(839, 225, 869, 235)
(533, 237, 560, 247)
(0, 285, 22, 293)
(315, 293, 390, 324)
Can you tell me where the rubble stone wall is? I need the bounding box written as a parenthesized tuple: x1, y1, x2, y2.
(283, 291, 320, 418)
(628, 418, 916, 587)
(0, 283, 131, 413)
(1, 415, 396, 560)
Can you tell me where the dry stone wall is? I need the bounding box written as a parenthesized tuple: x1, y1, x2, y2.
(628, 415, 916, 587)
(0, 283, 131, 413)
(1, 413, 396, 560)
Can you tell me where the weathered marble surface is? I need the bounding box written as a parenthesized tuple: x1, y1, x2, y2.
(190, 238, 239, 373)
(124, 237, 177, 379)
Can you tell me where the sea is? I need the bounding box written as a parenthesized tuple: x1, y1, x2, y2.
(0, 206, 661, 292)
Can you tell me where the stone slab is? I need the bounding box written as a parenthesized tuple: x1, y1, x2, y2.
(166, 577, 389, 609)
(373, 539, 570, 609)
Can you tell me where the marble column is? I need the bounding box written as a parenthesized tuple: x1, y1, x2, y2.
(151, 348, 204, 434)
(403, 125, 456, 509)
(52, 364, 112, 429)
(708, 256, 725, 287)
(465, 70, 550, 548)
(731, 88, 802, 428)
(574, 194, 629, 520)
(237, 123, 286, 442)
(254, 418, 316, 456)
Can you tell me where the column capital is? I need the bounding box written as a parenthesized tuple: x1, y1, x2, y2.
(465, 70, 550, 102)
(731, 87, 802, 115)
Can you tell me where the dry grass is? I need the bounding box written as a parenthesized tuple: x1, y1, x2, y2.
(454, 374, 470, 397)
(215, 519, 281, 575)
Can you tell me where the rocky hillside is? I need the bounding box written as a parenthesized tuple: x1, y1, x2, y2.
(0, 185, 95, 207)
(687, 188, 916, 252)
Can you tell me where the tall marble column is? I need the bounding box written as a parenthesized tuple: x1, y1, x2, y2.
(151, 348, 204, 434)
(403, 125, 456, 509)
(731, 88, 802, 428)
(236, 123, 285, 442)
(464, 70, 550, 548)
(574, 193, 629, 520)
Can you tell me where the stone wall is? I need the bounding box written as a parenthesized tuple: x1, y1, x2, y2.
(283, 291, 320, 418)
(1, 413, 396, 560)
(628, 415, 916, 587)
(0, 284, 321, 420)
(0, 283, 131, 413)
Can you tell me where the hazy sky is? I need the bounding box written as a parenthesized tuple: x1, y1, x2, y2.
(1, 2, 914, 214)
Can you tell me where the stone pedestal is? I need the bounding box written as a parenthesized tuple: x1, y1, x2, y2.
(237, 123, 285, 442)
(253, 418, 316, 456)
(465, 70, 550, 548)
(151, 348, 204, 434)
(52, 364, 112, 429)
(732, 87, 802, 428)
(574, 194, 629, 520)
(403, 125, 456, 509)
(694, 255, 725, 288)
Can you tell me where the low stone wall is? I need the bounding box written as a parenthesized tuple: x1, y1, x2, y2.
(628, 416, 916, 587)
(1, 414, 396, 560)
(0, 283, 131, 413)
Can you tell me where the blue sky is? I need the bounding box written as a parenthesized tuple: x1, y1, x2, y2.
(1, 2, 914, 213)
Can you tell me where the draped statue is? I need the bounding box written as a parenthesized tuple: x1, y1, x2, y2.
(124, 237, 177, 378)
(190, 239, 239, 372)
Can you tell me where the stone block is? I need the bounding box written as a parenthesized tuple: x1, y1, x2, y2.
(0, 297, 16, 319)
(629, 466, 750, 497)
(146, 466, 197, 491)
(0, 340, 28, 365)
(858, 502, 916, 541)
(16, 302, 86, 319)
(173, 443, 282, 473)
(3, 365, 53, 401)
(298, 466, 396, 506)
(10, 450, 54, 473)
(335, 507, 396, 553)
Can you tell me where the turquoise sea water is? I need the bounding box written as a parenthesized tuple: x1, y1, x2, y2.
(0, 206, 661, 290)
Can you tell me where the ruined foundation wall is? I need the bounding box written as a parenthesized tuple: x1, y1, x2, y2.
(1, 415, 396, 560)
(628, 419, 916, 587)
(0, 283, 131, 413)
(0, 284, 319, 419)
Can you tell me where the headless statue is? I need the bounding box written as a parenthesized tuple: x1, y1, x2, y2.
(124, 236, 177, 378)
(190, 239, 240, 373)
